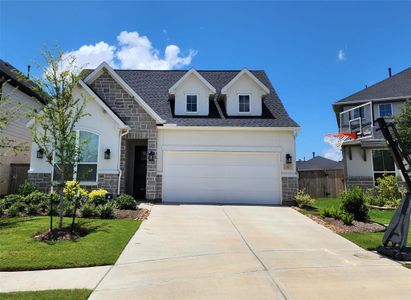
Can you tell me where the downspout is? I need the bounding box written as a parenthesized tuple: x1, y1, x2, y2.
(117, 127, 130, 195)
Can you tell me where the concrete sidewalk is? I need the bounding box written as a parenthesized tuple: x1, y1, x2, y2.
(90, 205, 411, 300)
(0, 266, 110, 293)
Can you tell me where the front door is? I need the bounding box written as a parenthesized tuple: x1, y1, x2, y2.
(133, 146, 147, 198)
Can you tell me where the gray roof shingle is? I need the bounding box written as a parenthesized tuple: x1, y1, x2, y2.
(110, 69, 299, 127)
(297, 156, 343, 171)
(335, 67, 411, 105)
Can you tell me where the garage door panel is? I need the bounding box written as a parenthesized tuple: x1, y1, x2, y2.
(162, 151, 281, 204)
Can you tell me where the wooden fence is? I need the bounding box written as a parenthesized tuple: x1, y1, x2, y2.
(8, 164, 30, 194)
(298, 169, 344, 198)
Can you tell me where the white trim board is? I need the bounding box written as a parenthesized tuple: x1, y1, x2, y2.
(83, 62, 166, 124)
(169, 69, 216, 94)
(221, 68, 270, 95)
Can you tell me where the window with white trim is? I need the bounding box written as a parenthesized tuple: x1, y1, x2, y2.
(186, 95, 197, 113)
(372, 150, 395, 182)
(379, 103, 392, 117)
(239, 95, 250, 113)
(53, 130, 99, 182)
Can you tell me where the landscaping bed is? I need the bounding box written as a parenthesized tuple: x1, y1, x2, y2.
(0, 216, 141, 271)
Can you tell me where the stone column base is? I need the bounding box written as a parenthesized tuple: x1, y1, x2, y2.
(282, 176, 298, 206)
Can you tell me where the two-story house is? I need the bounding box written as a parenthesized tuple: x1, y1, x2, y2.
(332, 67, 411, 188)
(0, 59, 46, 195)
(28, 62, 300, 205)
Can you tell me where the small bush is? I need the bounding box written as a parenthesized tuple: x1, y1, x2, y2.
(320, 208, 332, 218)
(340, 187, 369, 222)
(294, 190, 314, 208)
(375, 175, 403, 207)
(329, 207, 343, 220)
(89, 189, 108, 206)
(0, 206, 3, 216)
(17, 180, 38, 196)
(97, 203, 115, 219)
(1, 194, 25, 209)
(80, 203, 97, 218)
(45, 193, 60, 216)
(7, 206, 19, 217)
(115, 194, 137, 210)
(341, 213, 354, 226)
(27, 204, 39, 216)
(12, 201, 27, 213)
(25, 191, 49, 206)
(64, 181, 88, 200)
(63, 201, 75, 217)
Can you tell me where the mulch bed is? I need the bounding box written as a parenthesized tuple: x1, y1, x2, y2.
(34, 228, 86, 241)
(115, 208, 150, 220)
(306, 214, 385, 233)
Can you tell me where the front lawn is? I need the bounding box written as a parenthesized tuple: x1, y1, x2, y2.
(298, 197, 410, 251)
(0, 217, 140, 271)
(0, 289, 92, 300)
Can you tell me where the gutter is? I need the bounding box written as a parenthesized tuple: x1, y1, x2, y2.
(117, 127, 130, 195)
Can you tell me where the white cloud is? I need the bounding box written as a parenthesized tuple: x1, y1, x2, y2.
(337, 49, 346, 61)
(62, 31, 195, 71)
(323, 147, 342, 161)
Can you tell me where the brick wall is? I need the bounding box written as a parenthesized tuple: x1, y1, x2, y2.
(98, 173, 119, 195)
(90, 71, 159, 200)
(27, 173, 51, 192)
(345, 176, 374, 189)
(282, 176, 298, 206)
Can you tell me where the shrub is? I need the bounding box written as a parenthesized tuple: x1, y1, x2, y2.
(27, 204, 39, 216)
(375, 175, 403, 207)
(80, 203, 97, 218)
(0, 206, 3, 216)
(89, 189, 108, 206)
(329, 207, 343, 220)
(97, 203, 115, 219)
(294, 190, 314, 208)
(341, 213, 354, 226)
(1, 194, 25, 209)
(11, 201, 26, 213)
(25, 191, 49, 206)
(115, 194, 137, 210)
(340, 187, 369, 222)
(7, 206, 19, 217)
(63, 201, 75, 217)
(320, 208, 332, 218)
(45, 193, 60, 216)
(17, 180, 38, 196)
(63, 181, 88, 200)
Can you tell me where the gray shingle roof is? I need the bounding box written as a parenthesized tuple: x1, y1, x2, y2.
(297, 156, 343, 171)
(0, 59, 47, 104)
(335, 67, 411, 105)
(111, 69, 299, 127)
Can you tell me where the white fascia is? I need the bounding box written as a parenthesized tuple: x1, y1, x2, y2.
(158, 125, 301, 132)
(168, 68, 216, 94)
(84, 62, 166, 124)
(221, 68, 270, 95)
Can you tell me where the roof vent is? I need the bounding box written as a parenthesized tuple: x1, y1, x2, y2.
(388, 67, 392, 77)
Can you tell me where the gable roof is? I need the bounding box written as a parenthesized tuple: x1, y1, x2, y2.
(297, 156, 343, 171)
(334, 67, 411, 106)
(221, 68, 270, 94)
(90, 69, 298, 127)
(0, 59, 47, 105)
(168, 68, 216, 94)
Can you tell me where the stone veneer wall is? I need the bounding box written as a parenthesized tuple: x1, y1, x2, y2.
(282, 176, 298, 206)
(345, 176, 374, 189)
(27, 173, 51, 192)
(90, 71, 159, 200)
(97, 173, 119, 196)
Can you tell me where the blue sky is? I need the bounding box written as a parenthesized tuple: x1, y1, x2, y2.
(1, 1, 411, 161)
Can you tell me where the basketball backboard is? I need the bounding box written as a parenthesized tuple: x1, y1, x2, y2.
(339, 102, 373, 138)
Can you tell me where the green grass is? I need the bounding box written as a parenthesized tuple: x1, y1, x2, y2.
(299, 198, 410, 252)
(0, 289, 92, 300)
(0, 216, 140, 271)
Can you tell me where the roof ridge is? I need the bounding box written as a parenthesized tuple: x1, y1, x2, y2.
(112, 69, 265, 72)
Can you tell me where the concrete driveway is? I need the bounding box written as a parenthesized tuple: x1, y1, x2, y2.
(90, 205, 411, 300)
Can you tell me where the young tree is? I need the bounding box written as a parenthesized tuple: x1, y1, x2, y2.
(395, 98, 411, 154)
(30, 48, 89, 231)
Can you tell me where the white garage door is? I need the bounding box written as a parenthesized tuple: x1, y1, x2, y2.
(162, 151, 281, 204)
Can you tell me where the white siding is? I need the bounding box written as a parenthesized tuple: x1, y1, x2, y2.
(174, 73, 212, 116)
(225, 73, 264, 116)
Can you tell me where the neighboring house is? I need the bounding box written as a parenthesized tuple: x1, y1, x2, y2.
(0, 59, 46, 195)
(28, 62, 300, 205)
(332, 67, 411, 188)
(297, 155, 344, 198)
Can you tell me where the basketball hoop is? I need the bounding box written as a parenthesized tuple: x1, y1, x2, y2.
(324, 132, 357, 150)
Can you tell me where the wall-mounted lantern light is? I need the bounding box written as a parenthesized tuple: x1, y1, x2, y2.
(37, 148, 44, 159)
(286, 153, 292, 164)
(148, 151, 155, 162)
(104, 149, 111, 159)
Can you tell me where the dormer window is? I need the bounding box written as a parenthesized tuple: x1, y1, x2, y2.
(186, 95, 198, 113)
(239, 95, 250, 113)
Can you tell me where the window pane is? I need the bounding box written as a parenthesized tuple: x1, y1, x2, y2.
(373, 150, 395, 172)
(77, 164, 97, 182)
(53, 164, 74, 181)
(379, 104, 392, 117)
(79, 131, 99, 162)
(186, 95, 197, 112)
(239, 95, 250, 112)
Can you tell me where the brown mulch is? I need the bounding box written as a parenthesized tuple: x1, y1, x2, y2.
(115, 208, 150, 220)
(34, 228, 85, 241)
(306, 214, 385, 234)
